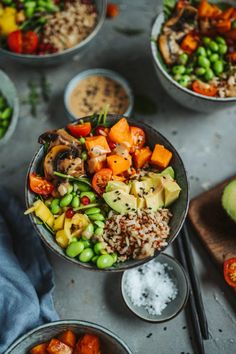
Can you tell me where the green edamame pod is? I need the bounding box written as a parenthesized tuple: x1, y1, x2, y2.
(88, 213, 105, 221)
(85, 207, 101, 215)
(60, 194, 73, 207)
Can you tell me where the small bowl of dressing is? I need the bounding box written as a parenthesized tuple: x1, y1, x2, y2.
(64, 68, 134, 121)
(121, 253, 189, 322)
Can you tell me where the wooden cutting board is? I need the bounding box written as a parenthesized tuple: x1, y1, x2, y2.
(188, 176, 236, 291)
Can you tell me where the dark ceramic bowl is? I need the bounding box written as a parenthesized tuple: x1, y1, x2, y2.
(5, 320, 132, 354)
(25, 114, 189, 272)
(0, 0, 106, 66)
(121, 253, 189, 323)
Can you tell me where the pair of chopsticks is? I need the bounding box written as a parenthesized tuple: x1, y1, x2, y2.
(176, 222, 209, 354)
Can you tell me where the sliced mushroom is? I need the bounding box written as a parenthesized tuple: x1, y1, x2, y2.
(44, 144, 85, 181)
(165, 5, 198, 31)
(39, 128, 81, 149)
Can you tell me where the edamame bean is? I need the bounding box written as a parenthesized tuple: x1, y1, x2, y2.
(210, 53, 219, 63)
(185, 67, 193, 74)
(196, 46, 206, 56)
(85, 207, 101, 215)
(70, 237, 78, 243)
(67, 184, 73, 194)
(94, 220, 105, 228)
(233, 20, 236, 29)
(213, 60, 224, 75)
(88, 213, 105, 221)
(173, 74, 182, 82)
(82, 223, 94, 239)
(94, 242, 105, 255)
(71, 195, 80, 208)
(75, 182, 91, 192)
(203, 37, 211, 46)
(216, 36, 226, 45)
(94, 227, 104, 237)
(45, 199, 52, 207)
(80, 191, 96, 202)
(179, 75, 191, 87)
(66, 241, 84, 258)
(60, 194, 73, 207)
(79, 248, 94, 263)
(92, 255, 99, 263)
(81, 151, 88, 161)
(206, 49, 212, 57)
(1, 107, 12, 120)
(204, 68, 214, 81)
(172, 65, 186, 75)
(51, 204, 61, 215)
(195, 67, 206, 76)
(178, 53, 188, 65)
(209, 41, 219, 52)
(218, 44, 227, 55)
(82, 239, 91, 248)
(198, 56, 210, 68)
(111, 253, 118, 263)
(79, 137, 86, 144)
(96, 254, 114, 269)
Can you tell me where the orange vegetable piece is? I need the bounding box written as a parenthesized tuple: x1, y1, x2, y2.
(228, 52, 236, 63)
(30, 343, 48, 354)
(225, 28, 236, 40)
(58, 330, 76, 349)
(74, 334, 101, 354)
(85, 136, 111, 157)
(180, 33, 200, 55)
(107, 154, 131, 175)
(215, 19, 231, 33)
(150, 144, 172, 169)
(112, 175, 126, 182)
(87, 155, 107, 174)
(106, 3, 119, 18)
(218, 7, 235, 20)
(108, 118, 132, 148)
(133, 146, 152, 169)
(47, 338, 73, 354)
(198, 0, 221, 18)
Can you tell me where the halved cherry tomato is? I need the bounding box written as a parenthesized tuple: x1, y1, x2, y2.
(7, 30, 38, 54)
(130, 126, 146, 152)
(192, 80, 217, 97)
(29, 173, 54, 195)
(67, 122, 92, 137)
(224, 258, 236, 288)
(92, 168, 112, 195)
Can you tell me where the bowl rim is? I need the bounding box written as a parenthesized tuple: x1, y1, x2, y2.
(5, 319, 133, 354)
(0, 70, 20, 145)
(25, 114, 189, 272)
(0, 0, 107, 61)
(121, 253, 190, 323)
(150, 12, 236, 103)
(64, 68, 134, 120)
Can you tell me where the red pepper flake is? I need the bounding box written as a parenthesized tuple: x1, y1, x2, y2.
(106, 3, 119, 18)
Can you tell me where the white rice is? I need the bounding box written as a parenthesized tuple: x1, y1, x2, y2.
(124, 260, 178, 316)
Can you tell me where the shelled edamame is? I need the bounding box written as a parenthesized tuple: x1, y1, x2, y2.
(0, 92, 13, 139)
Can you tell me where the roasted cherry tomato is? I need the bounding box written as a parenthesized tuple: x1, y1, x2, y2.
(7, 30, 38, 54)
(92, 168, 113, 195)
(192, 80, 217, 97)
(75, 333, 101, 354)
(81, 196, 90, 205)
(66, 208, 75, 218)
(67, 122, 92, 137)
(130, 126, 146, 152)
(224, 258, 236, 288)
(29, 173, 54, 195)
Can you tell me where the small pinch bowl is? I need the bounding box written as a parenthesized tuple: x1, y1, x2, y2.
(5, 320, 132, 354)
(150, 0, 236, 113)
(0, 70, 20, 146)
(121, 253, 189, 323)
(25, 114, 189, 272)
(64, 68, 134, 121)
(0, 0, 106, 67)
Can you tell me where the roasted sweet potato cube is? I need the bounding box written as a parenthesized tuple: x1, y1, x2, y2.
(74, 334, 101, 354)
(58, 330, 76, 349)
(30, 342, 48, 354)
(47, 338, 73, 354)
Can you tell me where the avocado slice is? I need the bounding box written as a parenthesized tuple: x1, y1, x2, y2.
(160, 166, 175, 179)
(137, 196, 146, 209)
(103, 189, 137, 214)
(106, 180, 130, 193)
(222, 179, 236, 222)
(142, 173, 163, 189)
(163, 179, 181, 207)
(144, 186, 165, 212)
(130, 180, 150, 197)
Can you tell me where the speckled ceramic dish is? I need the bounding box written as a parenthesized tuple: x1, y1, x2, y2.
(150, 1, 236, 113)
(0, 0, 106, 66)
(5, 320, 132, 354)
(64, 69, 134, 121)
(25, 114, 189, 272)
(121, 253, 189, 323)
(0, 70, 19, 146)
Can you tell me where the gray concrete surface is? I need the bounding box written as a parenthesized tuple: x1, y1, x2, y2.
(0, 1, 236, 353)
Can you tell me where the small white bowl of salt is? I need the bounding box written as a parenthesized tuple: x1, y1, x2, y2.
(121, 253, 189, 323)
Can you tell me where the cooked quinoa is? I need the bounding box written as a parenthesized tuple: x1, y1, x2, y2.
(42, 0, 97, 52)
(95, 209, 172, 262)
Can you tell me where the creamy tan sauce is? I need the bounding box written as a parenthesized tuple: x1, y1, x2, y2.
(69, 75, 130, 118)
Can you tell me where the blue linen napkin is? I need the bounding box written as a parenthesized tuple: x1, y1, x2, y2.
(0, 187, 59, 353)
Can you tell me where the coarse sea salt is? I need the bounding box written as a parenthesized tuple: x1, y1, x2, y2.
(124, 260, 178, 316)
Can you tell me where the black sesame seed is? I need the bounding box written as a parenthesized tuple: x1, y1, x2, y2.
(146, 333, 152, 338)
(163, 327, 167, 331)
(218, 329, 222, 333)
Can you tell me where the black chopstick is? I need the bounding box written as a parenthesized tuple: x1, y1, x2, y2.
(182, 222, 209, 340)
(176, 235, 206, 354)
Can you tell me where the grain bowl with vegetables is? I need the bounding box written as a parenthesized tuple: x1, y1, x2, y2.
(25, 114, 188, 271)
(151, 0, 236, 111)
